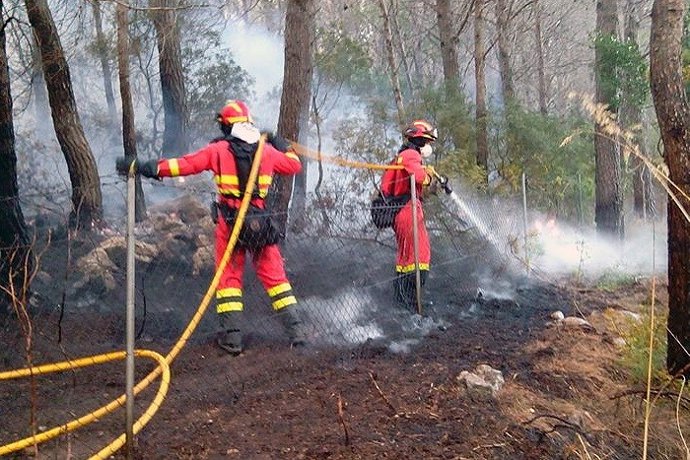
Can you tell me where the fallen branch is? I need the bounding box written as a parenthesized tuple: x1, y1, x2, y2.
(523, 413, 596, 445)
(611, 388, 690, 409)
(336, 393, 350, 446)
(369, 371, 398, 414)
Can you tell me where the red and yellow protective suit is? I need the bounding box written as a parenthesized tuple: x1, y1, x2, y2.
(380, 145, 433, 279)
(156, 138, 302, 314)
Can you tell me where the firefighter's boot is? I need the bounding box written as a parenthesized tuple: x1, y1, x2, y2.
(394, 273, 416, 309)
(216, 312, 243, 356)
(280, 307, 307, 348)
(394, 271, 429, 311)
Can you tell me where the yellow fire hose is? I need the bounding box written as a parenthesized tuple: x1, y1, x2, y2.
(0, 136, 267, 458)
(0, 137, 412, 458)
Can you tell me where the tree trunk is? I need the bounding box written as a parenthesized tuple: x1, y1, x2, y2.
(390, 0, 415, 97)
(534, 0, 548, 115)
(117, 1, 146, 221)
(29, 31, 49, 131)
(496, 0, 515, 104)
(650, 0, 690, 377)
(378, 0, 406, 130)
(273, 0, 315, 235)
(91, 0, 117, 128)
(623, 0, 654, 219)
(436, 0, 460, 91)
(0, 13, 32, 312)
(474, 0, 489, 176)
(594, 0, 624, 239)
(150, 0, 188, 157)
(24, 0, 103, 228)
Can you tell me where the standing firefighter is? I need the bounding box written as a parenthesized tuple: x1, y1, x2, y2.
(379, 120, 445, 309)
(116, 100, 306, 355)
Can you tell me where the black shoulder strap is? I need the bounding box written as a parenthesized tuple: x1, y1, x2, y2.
(221, 137, 262, 199)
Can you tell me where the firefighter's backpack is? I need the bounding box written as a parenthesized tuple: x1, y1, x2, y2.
(370, 192, 410, 229)
(370, 162, 410, 229)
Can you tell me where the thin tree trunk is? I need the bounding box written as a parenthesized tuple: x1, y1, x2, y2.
(436, 0, 460, 91)
(91, 0, 117, 128)
(378, 0, 406, 130)
(623, 0, 654, 219)
(0, 11, 32, 312)
(389, 0, 415, 97)
(29, 31, 49, 131)
(24, 0, 103, 228)
(150, 0, 188, 157)
(117, 1, 146, 221)
(474, 0, 489, 176)
(496, 0, 514, 104)
(650, 0, 690, 377)
(273, 0, 315, 234)
(534, 0, 547, 115)
(594, 0, 623, 239)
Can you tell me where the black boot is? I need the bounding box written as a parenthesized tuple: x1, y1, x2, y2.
(394, 273, 416, 309)
(280, 307, 307, 348)
(216, 312, 243, 356)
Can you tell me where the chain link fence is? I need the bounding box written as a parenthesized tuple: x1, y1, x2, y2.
(2, 154, 662, 457)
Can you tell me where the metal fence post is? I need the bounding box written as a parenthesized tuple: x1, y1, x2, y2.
(125, 169, 136, 458)
(410, 175, 422, 315)
(522, 172, 529, 275)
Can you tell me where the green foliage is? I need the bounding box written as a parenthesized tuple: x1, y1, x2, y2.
(596, 269, 637, 291)
(183, 29, 255, 141)
(616, 308, 668, 385)
(314, 26, 373, 90)
(495, 105, 595, 221)
(593, 34, 648, 111)
(407, 85, 482, 187)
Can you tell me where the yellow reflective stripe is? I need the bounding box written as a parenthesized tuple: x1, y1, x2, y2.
(258, 175, 272, 185)
(272, 296, 297, 310)
(216, 287, 242, 298)
(169, 159, 180, 177)
(267, 283, 292, 297)
(217, 301, 243, 313)
(223, 115, 250, 124)
(286, 152, 300, 161)
(396, 263, 430, 273)
(215, 175, 239, 185)
(396, 156, 403, 164)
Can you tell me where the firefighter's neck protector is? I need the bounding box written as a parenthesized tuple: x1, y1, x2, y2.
(420, 144, 433, 158)
(231, 122, 260, 144)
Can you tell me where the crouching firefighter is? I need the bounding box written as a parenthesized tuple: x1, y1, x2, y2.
(116, 100, 307, 355)
(379, 119, 443, 310)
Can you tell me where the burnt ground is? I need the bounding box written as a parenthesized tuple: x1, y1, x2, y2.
(0, 206, 687, 459)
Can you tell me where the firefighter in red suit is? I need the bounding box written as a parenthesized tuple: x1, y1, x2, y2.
(116, 100, 305, 355)
(379, 120, 439, 308)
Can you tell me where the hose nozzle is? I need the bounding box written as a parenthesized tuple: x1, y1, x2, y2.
(432, 171, 453, 195)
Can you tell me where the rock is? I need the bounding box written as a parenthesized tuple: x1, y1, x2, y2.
(603, 333, 627, 348)
(149, 194, 209, 224)
(456, 364, 505, 398)
(550, 310, 565, 321)
(562, 316, 595, 332)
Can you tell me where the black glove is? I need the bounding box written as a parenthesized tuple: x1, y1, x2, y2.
(116, 157, 160, 179)
(438, 175, 452, 194)
(265, 132, 291, 152)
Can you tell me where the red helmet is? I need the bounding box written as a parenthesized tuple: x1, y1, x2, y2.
(404, 120, 438, 141)
(217, 100, 253, 125)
